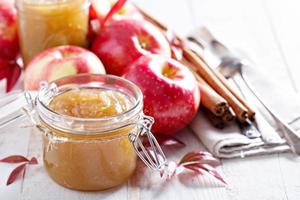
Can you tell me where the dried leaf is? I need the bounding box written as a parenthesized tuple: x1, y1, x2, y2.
(179, 151, 221, 167)
(160, 151, 227, 186)
(194, 164, 227, 185)
(29, 157, 38, 165)
(1, 155, 38, 186)
(0, 59, 21, 92)
(6, 61, 21, 92)
(184, 165, 204, 175)
(101, 0, 127, 28)
(6, 163, 27, 185)
(0, 59, 9, 79)
(0, 155, 29, 163)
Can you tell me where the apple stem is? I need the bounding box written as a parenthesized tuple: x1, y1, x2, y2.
(101, 0, 128, 28)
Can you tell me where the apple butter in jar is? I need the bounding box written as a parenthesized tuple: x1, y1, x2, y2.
(16, 0, 89, 65)
(30, 74, 166, 191)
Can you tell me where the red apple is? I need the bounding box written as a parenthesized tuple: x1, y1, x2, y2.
(24, 45, 106, 90)
(0, 0, 18, 60)
(91, 19, 171, 76)
(123, 54, 200, 135)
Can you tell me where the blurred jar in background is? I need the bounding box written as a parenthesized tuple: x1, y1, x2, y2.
(16, 0, 89, 65)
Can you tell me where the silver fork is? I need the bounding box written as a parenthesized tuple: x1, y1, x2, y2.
(188, 27, 300, 154)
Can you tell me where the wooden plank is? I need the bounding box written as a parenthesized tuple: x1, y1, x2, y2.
(278, 154, 300, 200)
(222, 155, 288, 200)
(262, 1, 300, 200)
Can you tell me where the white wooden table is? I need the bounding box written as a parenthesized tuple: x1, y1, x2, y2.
(1, 0, 300, 199)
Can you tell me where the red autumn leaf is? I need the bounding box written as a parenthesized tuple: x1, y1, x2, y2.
(6, 163, 27, 185)
(194, 164, 227, 185)
(0, 58, 9, 69)
(0, 155, 29, 163)
(101, 0, 127, 28)
(179, 151, 221, 167)
(155, 134, 186, 147)
(0, 59, 9, 79)
(1, 155, 39, 186)
(160, 151, 227, 185)
(29, 157, 38, 165)
(6, 61, 21, 92)
(0, 59, 22, 92)
(184, 165, 204, 175)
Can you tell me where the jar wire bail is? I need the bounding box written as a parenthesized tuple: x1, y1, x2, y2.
(129, 115, 168, 171)
(23, 91, 46, 132)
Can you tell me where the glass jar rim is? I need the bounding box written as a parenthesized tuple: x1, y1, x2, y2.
(36, 74, 144, 135)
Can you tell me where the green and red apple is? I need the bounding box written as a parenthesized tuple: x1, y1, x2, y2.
(24, 45, 106, 90)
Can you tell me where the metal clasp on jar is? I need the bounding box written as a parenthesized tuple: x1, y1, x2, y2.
(128, 115, 167, 171)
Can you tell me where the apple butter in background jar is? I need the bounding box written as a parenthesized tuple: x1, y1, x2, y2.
(24, 74, 167, 191)
(16, 0, 89, 65)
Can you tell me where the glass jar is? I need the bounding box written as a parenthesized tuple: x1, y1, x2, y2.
(24, 74, 166, 191)
(16, 0, 90, 65)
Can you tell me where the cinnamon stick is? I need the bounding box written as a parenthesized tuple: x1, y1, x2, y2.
(197, 76, 228, 116)
(202, 108, 226, 129)
(184, 60, 229, 117)
(183, 48, 248, 122)
(214, 69, 255, 119)
(221, 107, 235, 123)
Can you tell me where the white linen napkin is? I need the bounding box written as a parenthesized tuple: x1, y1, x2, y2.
(190, 66, 300, 158)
